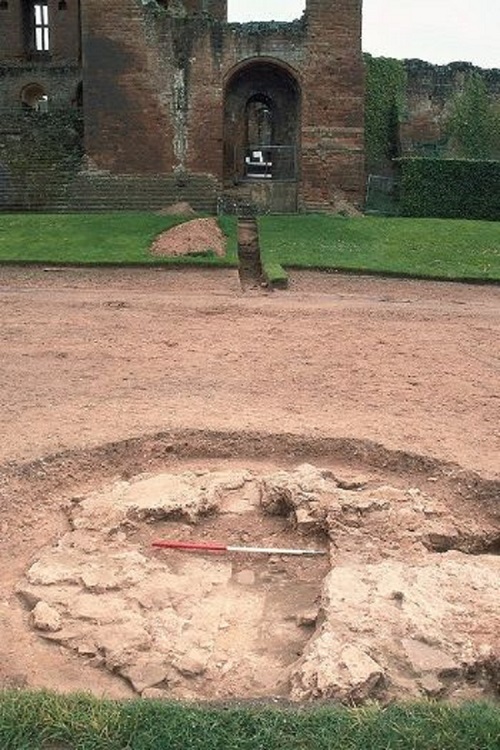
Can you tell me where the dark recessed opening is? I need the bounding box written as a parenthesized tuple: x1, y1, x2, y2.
(223, 61, 300, 186)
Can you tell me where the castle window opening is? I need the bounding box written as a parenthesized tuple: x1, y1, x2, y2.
(34, 2, 50, 52)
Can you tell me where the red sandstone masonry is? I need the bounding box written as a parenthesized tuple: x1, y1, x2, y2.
(0, 1, 80, 63)
(80, 0, 365, 207)
(81, 0, 175, 173)
(1, 2, 498, 212)
(300, 0, 365, 206)
(0, 0, 366, 211)
(0, 2, 25, 61)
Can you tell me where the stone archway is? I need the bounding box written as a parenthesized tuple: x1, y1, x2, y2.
(223, 59, 301, 212)
(20, 82, 48, 110)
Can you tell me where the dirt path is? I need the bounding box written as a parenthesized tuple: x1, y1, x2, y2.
(0, 267, 498, 475)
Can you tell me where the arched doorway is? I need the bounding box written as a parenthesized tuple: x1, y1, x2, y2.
(20, 82, 48, 111)
(223, 59, 300, 211)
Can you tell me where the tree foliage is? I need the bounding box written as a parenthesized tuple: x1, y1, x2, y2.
(447, 73, 500, 159)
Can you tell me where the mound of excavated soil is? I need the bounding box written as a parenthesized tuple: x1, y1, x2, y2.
(17, 464, 500, 704)
(150, 218, 226, 258)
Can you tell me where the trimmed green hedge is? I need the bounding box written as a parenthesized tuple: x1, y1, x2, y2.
(398, 158, 500, 220)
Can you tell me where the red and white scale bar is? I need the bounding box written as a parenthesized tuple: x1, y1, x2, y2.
(152, 540, 327, 556)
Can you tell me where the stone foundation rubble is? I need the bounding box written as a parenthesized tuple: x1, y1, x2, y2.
(18, 465, 500, 702)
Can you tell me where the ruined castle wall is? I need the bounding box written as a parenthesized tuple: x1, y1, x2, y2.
(0, 0, 81, 109)
(181, 0, 227, 21)
(1, 0, 365, 211)
(2, 2, 498, 213)
(0, 1, 83, 210)
(0, 0, 25, 61)
(0, 65, 80, 110)
(50, 0, 81, 62)
(0, 0, 80, 65)
(401, 60, 500, 156)
(301, 0, 365, 207)
(80, 0, 175, 174)
(81, 0, 364, 208)
(80, 5, 309, 178)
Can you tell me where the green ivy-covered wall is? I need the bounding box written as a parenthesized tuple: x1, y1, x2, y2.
(364, 54, 407, 174)
(365, 57, 500, 176)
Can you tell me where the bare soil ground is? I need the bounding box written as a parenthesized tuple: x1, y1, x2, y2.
(0, 266, 499, 701)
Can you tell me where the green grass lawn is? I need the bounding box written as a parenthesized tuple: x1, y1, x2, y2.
(0, 691, 499, 750)
(0, 213, 238, 266)
(1, 213, 499, 283)
(259, 215, 500, 283)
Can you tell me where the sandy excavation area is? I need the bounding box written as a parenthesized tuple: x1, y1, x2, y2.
(0, 266, 499, 703)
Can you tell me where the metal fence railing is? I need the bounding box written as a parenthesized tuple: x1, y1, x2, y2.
(238, 145, 297, 182)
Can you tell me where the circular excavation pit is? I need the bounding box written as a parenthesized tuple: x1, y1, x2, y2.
(14, 453, 500, 705)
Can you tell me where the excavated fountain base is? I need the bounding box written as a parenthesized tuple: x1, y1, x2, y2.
(11, 446, 500, 705)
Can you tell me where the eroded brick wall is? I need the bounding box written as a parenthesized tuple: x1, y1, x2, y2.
(81, 0, 175, 174)
(80, 0, 365, 209)
(0, 1, 25, 61)
(1, 0, 366, 211)
(0, 0, 81, 111)
(181, 0, 227, 21)
(80, 3, 309, 178)
(0, 1, 83, 210)
(400, 60, 500, 157)
(301, 0, 365, 208)
(0, 0, 80, 64)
